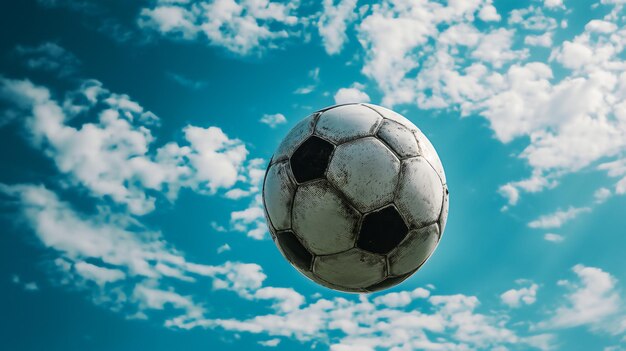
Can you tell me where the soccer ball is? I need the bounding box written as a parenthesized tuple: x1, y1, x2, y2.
(262, 103, 448, 293)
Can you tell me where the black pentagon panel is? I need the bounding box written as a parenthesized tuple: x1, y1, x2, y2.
(275, 231, 313, 271)
(366, 271, 414, 292)
(357, 206, 409, 255)
(290, 136, 334, 183)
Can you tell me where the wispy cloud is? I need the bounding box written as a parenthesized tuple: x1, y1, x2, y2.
(544, 233, 565, 243)
(217, 244, 231, 254)
(0, 182, 280, 323)
(166, 72, 208, 90)
(15, 42, 80, 77)
(528, 207, 591, 229)
(294, 67, 320, 95)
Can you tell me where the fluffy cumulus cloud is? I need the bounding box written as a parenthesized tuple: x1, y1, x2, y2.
(138, 0, 300, 55)
(544, 0, 564, 9)
(355, 0, 626, 206)
(9, 3, 626, 350)
(260, 113, 287, 128)
(318, 0, 358, 55)
(594, 187, 612, 203)
(227, 158, 268, 239)
(170, 284, 553, 350)
(230, 194, 268, 239)
(0, 77, 256, 215)
(334, 82, 370, 104)
(501, 280, 539, 308)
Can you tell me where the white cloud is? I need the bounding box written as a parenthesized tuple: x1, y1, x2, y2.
(139, 5, 198, 39)
(501, 281, 539, 308)
(258, 338, 281, 347)
(599, 159, 626, 195)
(0, 77, 253, 216)
(294, 67, 320, 95)
(540, 265, 625, 334)
(471, 28, 527, 68)
(500, 173, 557, 206)
(15, 42, 80, 77)
(172, 286, 549, 350)
(544, 0, 564, 9)
(525, 32, 553, 47)
(373, 287, 430, 308)
(254, 287, 305, 313)
(1, 184, 190, 281)
(294, 85, 315, 94)
(594, 187, 612, 203)
(133, 282, 197, 311)
(355, 0, 626, 206)
(74, 261, 126, 286)
(585, 20, 618, 33)
(230, 195, 267, 239)
(318, 0, 358, 55)
(228, 158, 268, 239)
(260, 113, 287, 128)
(3, 180, 562, 349)
(24, 282, 40, 291)
(211, 221, 227, 232)
(528, 206, 592, 229)
(357, 0, 497, 106)
(334, 82, 370, 104)
(508, 6, 557, 31)
(544, 233, 565, 243)
(478, 1, 501, 22)
(166, 72, 208, 90)
(138, 0, 300, 55)
(0, 182, 297, 323)
(12, 275, 40, 291)
(217, 243, 231, 254)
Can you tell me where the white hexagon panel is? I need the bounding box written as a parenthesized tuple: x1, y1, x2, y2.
(327, 137, 400, 213)
(263, 103, 449, 293)
(314, 104, 381, 144)
(292, 180, 360, 255)
(388, 223, 440, 276)
(414, 128, 446, 184)
(313, 248, 386, 292)
(263, 161, 296, 231)
(395, 157, 445, 228)
(363, 103, 418, 132)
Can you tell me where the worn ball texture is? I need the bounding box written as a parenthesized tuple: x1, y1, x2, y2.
(262, 103, 448, 293)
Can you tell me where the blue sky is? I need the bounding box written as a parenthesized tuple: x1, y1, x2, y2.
(1, 0, 626, 350)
